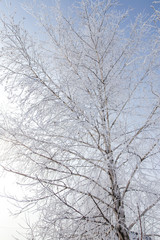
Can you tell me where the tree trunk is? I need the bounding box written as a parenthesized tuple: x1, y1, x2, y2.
(108, 156, 130, 240)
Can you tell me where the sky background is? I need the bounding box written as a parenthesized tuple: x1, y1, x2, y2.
(0, 0, 156, 25)
(0, 0, 158, 239)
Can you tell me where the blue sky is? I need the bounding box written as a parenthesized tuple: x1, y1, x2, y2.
(0, 0, 156, 22)
(0, 0, 156, 36)
(119, 0, 155, 14)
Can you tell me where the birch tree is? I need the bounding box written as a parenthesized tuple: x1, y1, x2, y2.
(0, 0, 160, 239)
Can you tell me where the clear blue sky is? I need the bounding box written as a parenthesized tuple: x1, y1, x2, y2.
(0, 0, 156, 35)
(0, 0, 156, 23)
(119, 0, 155, 14)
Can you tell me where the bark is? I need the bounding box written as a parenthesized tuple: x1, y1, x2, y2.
(108, 155, 130, 240)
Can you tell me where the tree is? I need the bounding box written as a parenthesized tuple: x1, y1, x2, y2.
(0, 0, 160, 239)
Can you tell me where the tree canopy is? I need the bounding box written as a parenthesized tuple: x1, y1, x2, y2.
(0, 1, 160, 239)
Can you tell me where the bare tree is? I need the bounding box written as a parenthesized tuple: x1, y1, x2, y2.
(0, 0, 160, 239)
